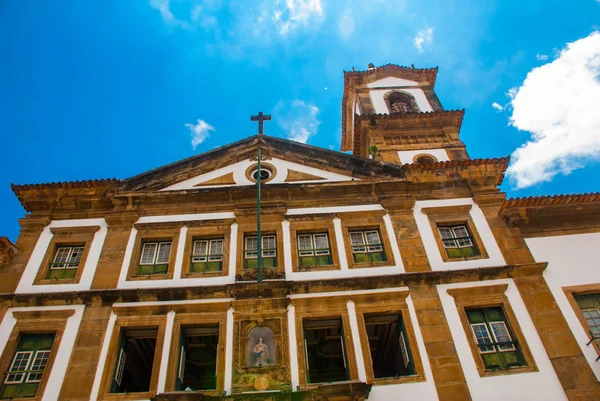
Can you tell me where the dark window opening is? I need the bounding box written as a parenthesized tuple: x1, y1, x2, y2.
(0, 333, 55, 399)
(364, 314, 413, 379)
(176, 326, 219, 391)
(111, 328, 157, 394)
(386, 92, 419, 113)
(415, 155, 436, 165)
(303, 318, 349, 384)
(251, 168, 272, 182)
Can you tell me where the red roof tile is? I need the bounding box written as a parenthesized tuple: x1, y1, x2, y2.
(502, 193, 600, 209)
(11, 179, 120, 192)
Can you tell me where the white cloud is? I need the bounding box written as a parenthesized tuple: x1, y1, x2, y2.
(536, 53, 549, 61)
(274, 100, 320, 143)
(414, 28, 433, 53)
(150, 0, 192, 29)
(185, 119, 215, 149)
(492, 102, 504, 112)
(272, 0, 323, 35)
(506, 31, 600, 189)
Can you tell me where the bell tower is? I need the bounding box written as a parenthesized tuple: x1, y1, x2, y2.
(340, 63, 469, 164)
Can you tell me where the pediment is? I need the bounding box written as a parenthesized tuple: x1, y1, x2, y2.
(120, 135, 404, 193)
(161, 157, 356, 191)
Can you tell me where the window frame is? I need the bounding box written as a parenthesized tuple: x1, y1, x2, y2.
(33, 226, 98, 285)
(165, 306, 229, 395)
(100, 315, 167, 400)
(242, 234, 278, 270)
(289, 218, 340, 273)
(291, 297, 359, 388)
(564, 287, 600, 358)
(353, 292, 426, 385)
(339, 211, 395, 269)
(447, 284, 537, 377)
(126, 225, 180, 281)
(296, 232, 333, 269)
(182, 223, 232, 278)
(0, 310, 72, 401)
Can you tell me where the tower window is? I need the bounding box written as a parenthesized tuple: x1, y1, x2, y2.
(414, 155, 437, 165)
(385, 91, 419, 114)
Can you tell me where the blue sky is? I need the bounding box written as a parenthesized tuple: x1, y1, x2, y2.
(1, 0, 599, 241)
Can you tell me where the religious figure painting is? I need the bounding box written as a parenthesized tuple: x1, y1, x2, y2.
(246, 326, 276, 367)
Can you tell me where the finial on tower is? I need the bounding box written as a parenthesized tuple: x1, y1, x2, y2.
(368, 63, 375, 70)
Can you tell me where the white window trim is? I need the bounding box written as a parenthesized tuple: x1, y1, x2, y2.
(244, 235, 277, 259)
(489, 321, 516, 352)
(139, 241, 172, 266)
(4, 351, 33, 384)
(26, 350, 51, 383)
(470, 323, 496, 354)
(16, 219, 108, 294)
(50, 246, 84, 270)
(414, 198, 506, 271)
(298, 233, 331, 257)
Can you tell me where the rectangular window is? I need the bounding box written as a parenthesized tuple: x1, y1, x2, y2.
(0, 333, 55, 399)
(137, 242, 171, 275)
(303, 318, 349, 384)
(349, 230, 387, 264)
(297, 233, 332, 269)
(364, 314, 413, 379)
(46, 246, 84, 279)
(574, 293, 600, 341)
(244, 235, 277, 269)
(190, 238, 224, 273)
(466, 307, 524, 370)
(110, 328, 157, 394)
(176, 326, 219, 391)
(438, 224, 480, 258)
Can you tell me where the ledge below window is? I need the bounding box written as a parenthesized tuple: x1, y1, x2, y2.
(153, 382, 371, 401)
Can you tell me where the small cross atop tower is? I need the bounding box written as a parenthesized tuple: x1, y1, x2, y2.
(250, 112, 272, 135)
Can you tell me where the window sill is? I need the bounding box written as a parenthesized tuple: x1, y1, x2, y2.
(349, 260, 391, 269)
(296, 264, 339, 273)
(478, 364, 538, 378)
(441, 253, 489, 263)
(369, 372, 425, 386)
(128, 272, 174, 281)
(100, 391, 154, 401)
(33, 277, 81, 285)
(182, 270, 227, 278)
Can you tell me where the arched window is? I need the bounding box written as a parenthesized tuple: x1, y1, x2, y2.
(385, 91, 419, 114)
(414, 154, 437, 164)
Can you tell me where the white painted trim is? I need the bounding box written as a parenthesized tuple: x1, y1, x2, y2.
(0, 305, 85, 401)
(288, 304, 300, 390)
(346, 300, 367, 382)
(112, 298, 234, 308)
(437, 279, 567, 401)
(16, 219, 108, 294)
(160, 158, 356, 191)
(90, 311, 117, 401)
(282, 220, 294, 277)
(289, 287, 409, 299)
(117, 218, 239, 290)
(224, 306, 234, 395)
(413, 198, 506, 271)
(286, 204, 384, 216)
(137, 213, 236, 224)
(383, 213, 404, 272)
(157, 311, 175, 393)
(397, 149, 450, 165)
(333, 217, 349, 271)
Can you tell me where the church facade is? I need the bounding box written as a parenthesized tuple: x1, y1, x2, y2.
(2, 63, 600, 401)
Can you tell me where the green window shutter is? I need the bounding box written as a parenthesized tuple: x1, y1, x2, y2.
(0, 333, 55, 399)
(111, 335, 127, 393)
(397, 317, 414, 375)
(176, 333, 187, 391)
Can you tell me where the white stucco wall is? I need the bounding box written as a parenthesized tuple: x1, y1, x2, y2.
(526, 232, 600, 379)
(397, 149, 450, 164)
(414, 198, 506, 271)
(0, 305, 85, 401)
(16, 218, 108, 294)
(438, 279, 567, 401)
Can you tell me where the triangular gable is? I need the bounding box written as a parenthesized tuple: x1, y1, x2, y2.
(161, 157, 357, 191)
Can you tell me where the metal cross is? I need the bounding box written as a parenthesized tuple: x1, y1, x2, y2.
(250, 112, 272, 135)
